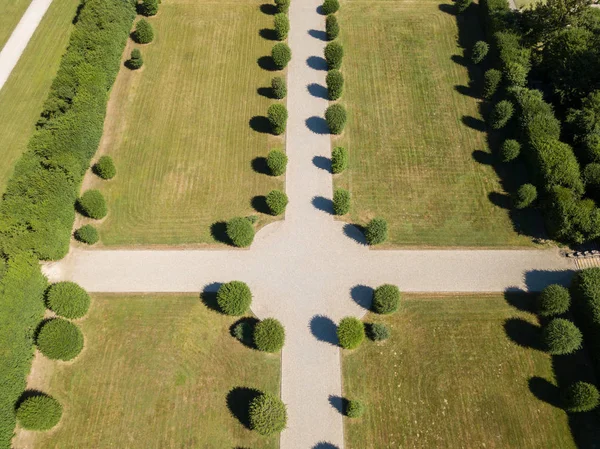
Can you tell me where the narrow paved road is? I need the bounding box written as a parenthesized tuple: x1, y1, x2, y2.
(0, 0, 54, 92)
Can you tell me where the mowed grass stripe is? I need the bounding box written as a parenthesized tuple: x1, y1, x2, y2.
(92, 1, 281, 246)
(336, 0, 533, 246)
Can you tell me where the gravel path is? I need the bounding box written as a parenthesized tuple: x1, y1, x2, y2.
(0, 0, 54, 92)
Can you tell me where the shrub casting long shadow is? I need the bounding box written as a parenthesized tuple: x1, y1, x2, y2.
(312, 155, 331, 173)
(210, 221, 234, 246)
(343, 223, 367, 245)
(306, 116, 329, 134)
(308, 29, 328, 41)
(230, 317, 260, 349)
(313, 443, 340, 449)
(259, 3, 277, 14)
(312, 196, 334, 215)
(306, 56, 328, 71)
(200, 282, 223, 312)
(251, 195, 270, 214)
(250, 116, 272, 134)
(503, 317, 545, 351)
(251, 156, 270, 175)
(350, 285, 373, 310)
(327, 395, 348, 415)
(257, 86, 276, 99)
(259, 28, 278, 41)
(310, 315, 338, 345)
(227, 387, 261, 429)
(528, 376, 562, 408)
(307, 83, 329, 99)
(257, 56, 278, 71)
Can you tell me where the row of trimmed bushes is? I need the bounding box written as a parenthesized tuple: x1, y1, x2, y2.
(323, 1, 347, 135)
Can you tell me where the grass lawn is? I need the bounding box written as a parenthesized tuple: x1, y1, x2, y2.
(343, 294, 580, 449)
(0, 0, 30, 50)
(335, 0, 534, 247)
(0, 0, 80, 193)
(22, 294, 281, 449)
(91, 0, 283, 246)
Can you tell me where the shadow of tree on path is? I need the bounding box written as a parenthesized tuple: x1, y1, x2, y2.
(200, 282, 222, 312)
(350, 285, 373, 310)
(310, 315, 338, 345)
(343, 223, 367, 245)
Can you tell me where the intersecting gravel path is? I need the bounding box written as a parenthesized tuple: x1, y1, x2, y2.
(0, 0, 54, 92)
(41, 0, 576, 447)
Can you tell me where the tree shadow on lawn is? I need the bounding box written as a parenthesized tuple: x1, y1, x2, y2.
(472, 149, 494, 165)
(257, 86, 276, 99)
(227, 387, 262, 429)
(251, 156, 270, 175)
(230, 317, 259, 349)
(528, 376, 562, 408)
(350, 285, 373, 310)
(259, 3, 277, 15)
(251, 195, 270, 214)
(257, 56, 278, 71)
(503, 290, 537, 313)
(313, 155, 332, 173)
(455, 83, 480, 99)
(327, 395, 348, 415)
(462, 115, 486, 132)
(308, 29, 328, 41)
(200, 282, 223, 312)
(488, 191, 512, 209)
(259, 28, 278, 41)
(210, 221, 233, 246)
(310, 315, 338, 345)
(15, 389, 48, 410)
(503, 317, 545, 351)
(343, 223, 367, 245)
(249, 116, 272, 134)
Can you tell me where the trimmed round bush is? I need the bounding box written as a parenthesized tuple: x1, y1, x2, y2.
(331, 146, 348, 174)
(268, 103, 288, 135)
(267, 149, 288, 176)
(74, 224, 99, 245)
(372, 284, 401, 314)
(127, 49, 143, 70)
(141, 0, 158, 16)
(275, 0, 290, 13)
(217, 281, 252, 315)
(500, 139, 520, 162)
(93, 155, 116, 179)
(456, 0, 472, 13)
(272, 43, 291, 69)
(346, 399, 365, 418)
(538, 284, 571, 317)
(505, 62, 527, 87)
(77, 190, 107, 219)
(471, 41, 489, 64)
(562, 382, 600, 412)
(489, 100, 514, 130)
(324, 41, 343, 70)
(326, 14, 339, 40)
(365, 218, 388, 245)
(16, 394, 62, 430)
(226, 217, 255, 248)
(337, 317, 365, 350)
(46, 281, 90, 319)
(514, 183, 537, 209)
(254, 318, 285, 352)
(133, 19, 154, 44)
(36, 318, 84, 361)
(483, 68, 502, 99)
(333, 188, 350, 215)
(274, 13, 289, 41)
(322, 0, 340, 14)
(249, 393, 287, 435)
(542, 318, 583, 355)
(325, 104, 347, 134)
(271, 76, 287, 99)
(326, 70, 344, 100)
(368, 323, 390, 341)
(266, 189, 288, 216)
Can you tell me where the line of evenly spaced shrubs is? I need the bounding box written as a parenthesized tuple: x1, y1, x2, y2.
(323, 0, 347, 136)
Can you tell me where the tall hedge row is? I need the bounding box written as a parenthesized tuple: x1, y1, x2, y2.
(0, 0, 136, 260)
(571, 268, 600, 374)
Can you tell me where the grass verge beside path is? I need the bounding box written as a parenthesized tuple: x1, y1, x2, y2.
(335, 0, 535, 247)
(92, 0, 282, 246)
(343, 294, 578, 448)
(19, 294, 280, 449)
(0, 0, 31, 51)
(0, 0, 80, 193)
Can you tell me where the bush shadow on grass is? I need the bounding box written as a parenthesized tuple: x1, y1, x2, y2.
(14, 389, 47, 411)
(350, 285, 373, 310)
(528, 376, 562, 408)
(257, 86, 276, 99)
(503, 317, 545, 351)
(328, 395, 348, 415)
(462, 115, 486, 132)
(488, 191, 512, 209)
(307, 83, 329, 99)
(504, 290, 537, 313)
(251, 156, 270, 175)
(210, 221, 233, 246)
(200, 282, 222, 312)
(312, 196, 334, 215)
(257, 56, 278, 71)
(313, 156, 332, 173)
(306, 56, 328, 71)
(306, 116, 329, 135)
(260, 3, 277, 14)
(251, 195, 270, 214)
(455, 83, 480, 98)
(310, 315, 338, 345)
(343, 223, 368, 245)
(227, 387, 261, 429)
(259, 28, 279, 41)
(472, 149, 494, 165)
(230, 317, 259, 349)
(250, 116, 272, 134)
(308, 29, 328, 41)
(438, 3, 456, 15)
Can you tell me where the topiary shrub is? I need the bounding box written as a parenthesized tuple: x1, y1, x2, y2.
(542, 318, 583, 355)
(331, 146, 348, 174)
(275, 0, 290, 13)
(74, 224, 99, 245)
(93, 156, 116, 179)
(133, 19, 154, 44)
(326, 70, 344, 100)
(500, 139, 520, 162)
(217, 281, 252, 315)
(226, 217, 255, 248)
(141, 0, 158, 16)
(126, 48, 143, 70)
(266, 190, 288, 216)
(36, 318, 84, 361)
(471, 41, 489, 64)
(538, 284, 571, 317)
(365, 218, 388, 245)
(337, 317, 365, 349)
(324, 41, 343, 70)
(268, 104, 288, 135)
(254, 318, 285, 352)
(46, 281, 90, 319)
(372, 284, 401, 314)
(489, 100, 514, 130)
(322, 0, 340, 14)
(267, 149, 287, 176)
(77, 190, 107, 219)
(514, 183, 537, 209)
(249, 393, 287, 435)
(272, 43, 291, 69)
(368, 323, 390, 341)
(504, 62, 527, 87)
(483, 68, 502, 99)
(333, 188, 350, 215)
(272, 76, 287, 99)
(456, 0, 472, 13)
(16, 394, 62, 430)
(345, 399, 365, 418)
(326, 14, 339, 40)
(325, 104, 346, 134)
(274, 13, 289, 41)
(562, 381, 600, 412)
